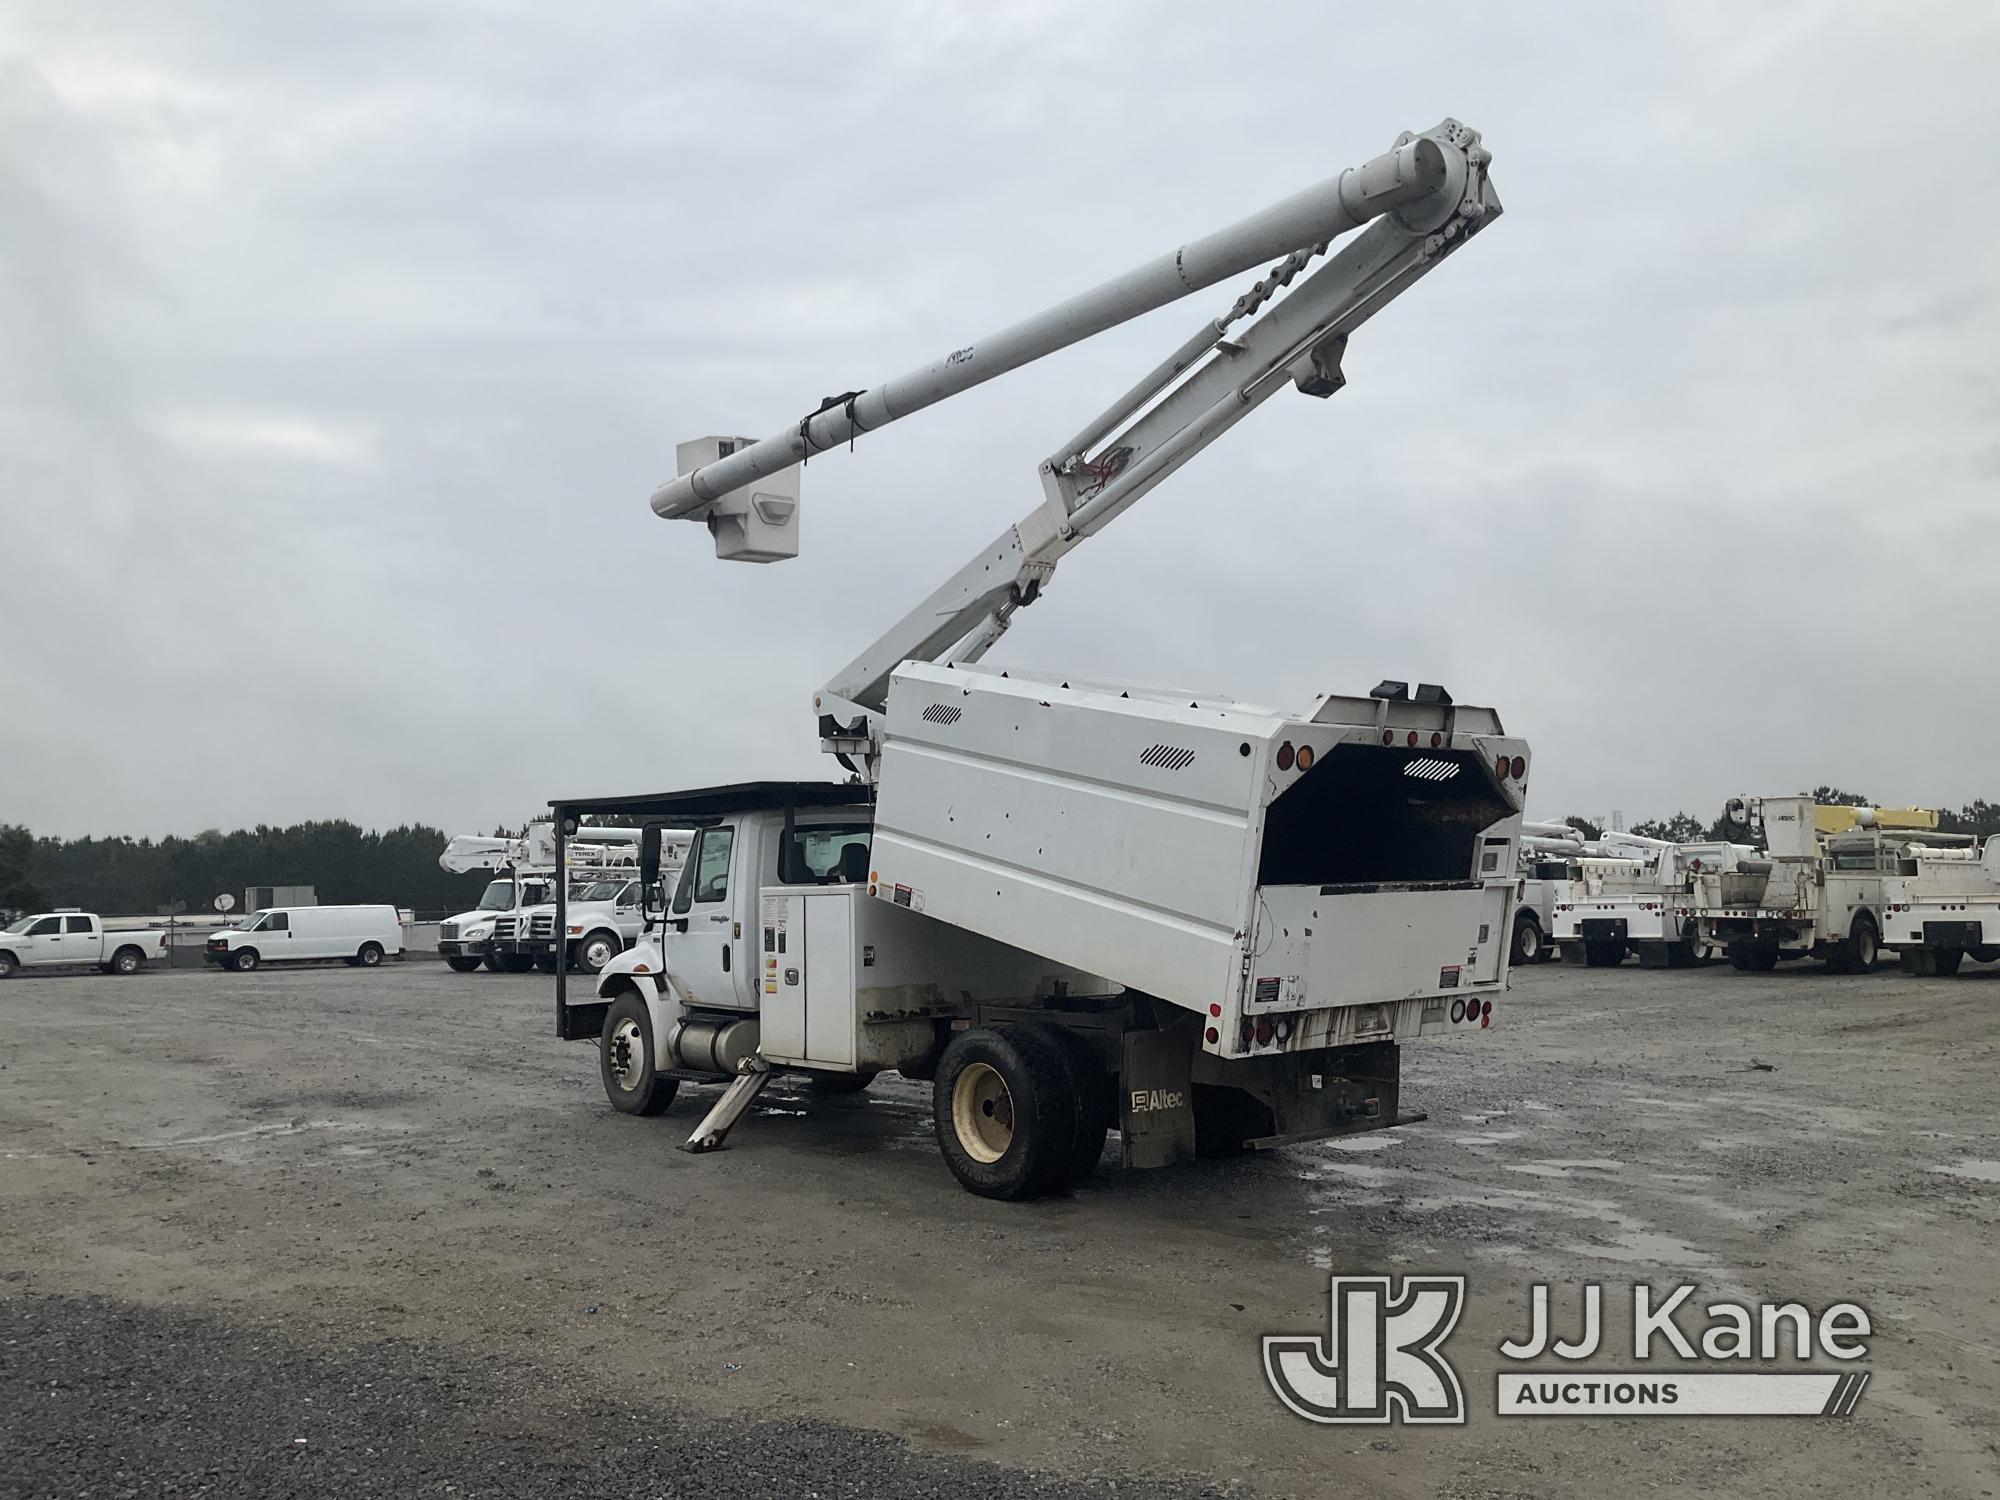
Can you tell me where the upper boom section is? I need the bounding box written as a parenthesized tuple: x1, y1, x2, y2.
(649, 132, 1460, 524)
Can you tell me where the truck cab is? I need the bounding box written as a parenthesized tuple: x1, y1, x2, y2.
(438, 871, 557, 973)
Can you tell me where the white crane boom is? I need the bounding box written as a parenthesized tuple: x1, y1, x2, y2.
(647, 120, 1499, 773)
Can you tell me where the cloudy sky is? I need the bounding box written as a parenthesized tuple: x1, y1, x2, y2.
(3, 1, 1996, 841)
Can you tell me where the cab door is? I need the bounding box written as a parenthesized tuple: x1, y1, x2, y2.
(62, 914, 100, 963)
(23, 916, 63, 965)
(666, 823, 751, 1012)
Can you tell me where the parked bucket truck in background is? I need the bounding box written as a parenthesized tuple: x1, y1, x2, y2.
(556, 118, 1527, 1200)
(1881, 832, 2000, 976)
(1693, 796, 1944, 972)
(437, 823, 648, 973)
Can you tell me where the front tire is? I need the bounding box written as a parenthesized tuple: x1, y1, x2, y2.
(577, 931, 622, 975)
(445, 956, 484, 973)
(230, 948, 260, 973)
(533, 953, 560, 975)
(499, 953, 535, 974)
(0, 952, 17, 978)
(110, 947, 144, 976)
(600, 991, 677, 1115)
(933, 1027, 1076, 1200)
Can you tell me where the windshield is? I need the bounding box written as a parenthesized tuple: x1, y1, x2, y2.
(572, 881, 623, 903)
(246, 911, 273, 931)
(3, 915, 36, 934)
(475, 880, 515, 912)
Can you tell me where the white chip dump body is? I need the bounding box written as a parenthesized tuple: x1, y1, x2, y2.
(869, 662, 1526, 1058)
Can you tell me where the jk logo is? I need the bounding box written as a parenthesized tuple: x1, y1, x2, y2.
(1264, 1276, 1466, 1424)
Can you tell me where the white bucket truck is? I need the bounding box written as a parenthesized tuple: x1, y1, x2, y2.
(436, 823, 647, 973)
(1693, 797, 1942, 972)
(1882, 833, 2000, 976)
(561, 119, 1526, 1198)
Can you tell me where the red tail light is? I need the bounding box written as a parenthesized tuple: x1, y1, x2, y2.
(1510, 755, 1527, 778)
(1204, 1026, 1219, 1045)
(1495, 753, 1510, 779)
(1275, 741, 1295, 771)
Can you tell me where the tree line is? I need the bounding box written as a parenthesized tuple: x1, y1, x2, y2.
(0, 821, 495, 920)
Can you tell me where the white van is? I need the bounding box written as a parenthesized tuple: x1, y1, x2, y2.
(204, 905, 404, 972)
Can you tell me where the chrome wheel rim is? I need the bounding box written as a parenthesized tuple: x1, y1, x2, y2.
(609, 1017, 645, 1090)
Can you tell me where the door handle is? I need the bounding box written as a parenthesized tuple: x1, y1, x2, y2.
(721, 943, 731, 973)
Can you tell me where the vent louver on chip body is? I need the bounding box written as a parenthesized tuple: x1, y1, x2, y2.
(1402, 756, 1461, 782)
(921, 704, 963, 725)
(1140, 744, 1197, 771)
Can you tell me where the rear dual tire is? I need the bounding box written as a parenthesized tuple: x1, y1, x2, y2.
(933, 1025, 1108, 1200)
(1510, 916, 1545, 966)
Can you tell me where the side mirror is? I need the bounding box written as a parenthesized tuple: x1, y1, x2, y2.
(639, 825, 662, 887)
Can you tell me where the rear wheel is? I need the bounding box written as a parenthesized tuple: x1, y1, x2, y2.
(356, 942, 384, 968)
(1510, 916, 1544, 966)
(600, 991, 677, 1115)
(1042, 1028, 1112, 1189)
(445, 956, 483, 973)
(933, 1026, 1076, 1200)
(1830, 916, 1879, 974)
(110, 947, 144, 976)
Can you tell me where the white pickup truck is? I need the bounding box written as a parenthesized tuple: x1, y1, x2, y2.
(0, 912, 168, 976)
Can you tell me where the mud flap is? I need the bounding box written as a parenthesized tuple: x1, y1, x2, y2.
(1120, 1024, 1197, 1169)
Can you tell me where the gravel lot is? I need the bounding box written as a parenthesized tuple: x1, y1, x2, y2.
(2, 956, 1996, 1497)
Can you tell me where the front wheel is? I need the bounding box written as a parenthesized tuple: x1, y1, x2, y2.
(0, 952, 17, 978)
(230, 948, 260, 973)
(533, 953, 560, 975)
(933, 1027, 1076, 1200)
(444, 956, 484, 973)
(499, 953, 535, 974)
(600, 991, 677, 1115)
(576, 931, 622, 974)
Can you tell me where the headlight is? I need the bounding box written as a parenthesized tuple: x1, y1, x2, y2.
(467, 924, 493, 940)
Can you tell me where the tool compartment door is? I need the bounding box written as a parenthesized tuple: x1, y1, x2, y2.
(757, 889, 858, 1069)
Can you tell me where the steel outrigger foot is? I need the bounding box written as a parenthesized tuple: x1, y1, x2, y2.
(680, 1060, 772, 1154)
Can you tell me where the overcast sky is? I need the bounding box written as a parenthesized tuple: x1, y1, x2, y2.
(3, 1, 1996, 841)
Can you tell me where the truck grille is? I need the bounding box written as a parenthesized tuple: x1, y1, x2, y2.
(529, 912, 556, 940)
(493, 916, 518, 940)
(440, 920, 460, 940)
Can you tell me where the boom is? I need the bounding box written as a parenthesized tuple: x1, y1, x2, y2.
(649, 120, 1500, 774)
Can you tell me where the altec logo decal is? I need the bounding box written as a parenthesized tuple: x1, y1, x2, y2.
(1266, 1278, 1872, 1423)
